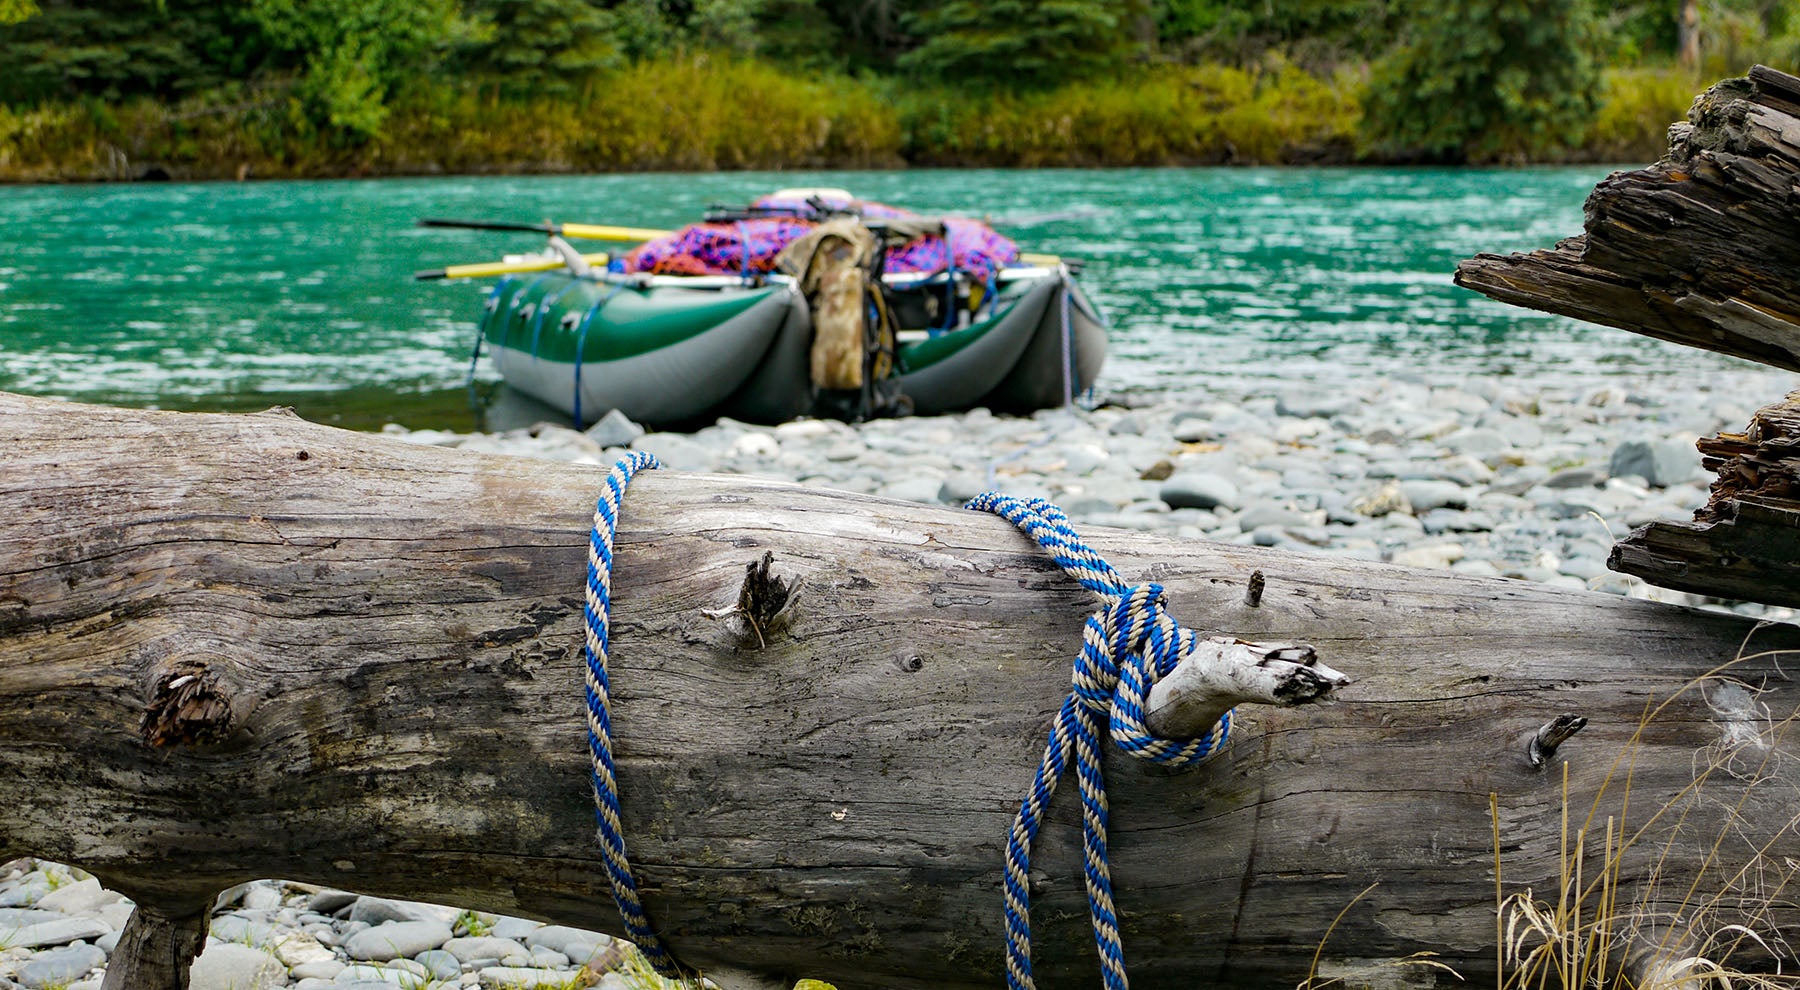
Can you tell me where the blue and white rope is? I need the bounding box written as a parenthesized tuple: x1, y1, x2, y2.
(583, 451, 689, 980)
(966, 492, 1232, 990)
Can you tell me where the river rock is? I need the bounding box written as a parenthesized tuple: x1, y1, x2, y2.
(31, 878, 111, 916)
(1398, 479, 1469, 513)
(1159, 473, 1239, 511)
(16, 942, 105, 988)
(443, 935, 524, 964)
(414, 948, 462, 980)
(1392, 544, 1465, 569)
(7, 916, 111, 948)
(212, 913, 284, 948)
(305, 890, 357, 915)
(524, 925, 612, 965)
(1609, 438, 1698, 487)
(343, 919, 452, 961)
(478, 967, 586, 989)
(585, 408, 645, 448)
(187, 942, 287, 990)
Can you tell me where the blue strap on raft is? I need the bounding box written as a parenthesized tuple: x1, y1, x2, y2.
(965, 492, 1233, 990)
(582, 456, 1232, 988)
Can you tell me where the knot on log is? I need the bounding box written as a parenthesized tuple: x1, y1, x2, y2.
(1527, 713, 1587, 770)
(140, 664, 233, 747)
(702, 550, 798, 649)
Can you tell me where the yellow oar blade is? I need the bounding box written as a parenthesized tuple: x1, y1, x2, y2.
(1019, 251, 1063, 267)
(558, 222, 672, 243)
(415, 253, 610, 281)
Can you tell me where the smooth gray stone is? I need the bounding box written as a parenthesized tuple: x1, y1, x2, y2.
(290, 959, 347, 981)
(1236, 504, 1312, 531)
(0, 909, 62, 929)
(584, 408, 645, 448)
(1159, 472, 1240, 511)
(210, 914, 282, 947)
(0, 883, 49, 908)
(188, 943, 286, 990)
(306, 890, 358, 915)
(1107, 413, 1145, 436)
(343, 920, 453, 961)
(488, 917, 541, 941)
(1398, 479, 1469, 513)
(414, 949, 462, 980)
(443, 936, 525, 964)
(1560, 556, 1611, 581)
(1609, 438, 1698, 488)
(523, 925, 611, 965)
(1275, 393, 1353, 419)
(6, 917, 111, 949)
(627, 431, 715, 472)
(17, 943, 106, 988)
(1445, 427, 1509, 458)
(529, 945, 570, 969)
(1543, 466, 1607, 489)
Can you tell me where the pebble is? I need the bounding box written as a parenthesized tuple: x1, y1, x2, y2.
(16, 942, 105, 988)
(187, 942, 286, 990)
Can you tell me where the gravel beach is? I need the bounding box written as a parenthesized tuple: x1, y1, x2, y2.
(7, 362, 1797, 990)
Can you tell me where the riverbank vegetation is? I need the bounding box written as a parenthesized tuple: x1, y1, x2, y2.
(0, 0, 1795, 180)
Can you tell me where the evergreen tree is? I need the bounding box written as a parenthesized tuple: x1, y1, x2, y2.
(1362, 0, 1602, 162)
(461, 0, 621, 94)
(896, 0, 1139, 88)
(0, 0, 270, 105)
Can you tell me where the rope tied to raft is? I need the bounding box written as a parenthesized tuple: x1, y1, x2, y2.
(583, 451, 690, 980)
(966, 492, 1232, 990)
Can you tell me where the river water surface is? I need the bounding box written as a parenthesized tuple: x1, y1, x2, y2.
(0, 166, 1757, 429)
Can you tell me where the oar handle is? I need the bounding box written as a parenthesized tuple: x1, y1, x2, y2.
(560, 222, 672, 243)
(414, 253, 611, 280)
(417, 217, 670, 243)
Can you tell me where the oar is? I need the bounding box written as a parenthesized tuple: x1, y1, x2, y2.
(418, 217, 671, 243)
(414, 253, 611, 281)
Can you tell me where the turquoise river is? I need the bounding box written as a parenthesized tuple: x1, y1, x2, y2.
(0, 167, 1755, 431)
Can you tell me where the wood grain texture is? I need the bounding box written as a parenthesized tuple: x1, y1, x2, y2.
(1612, 390, 1800, 606)
(1454, 66, 1800, 372)
(2, 392, 1799, 989)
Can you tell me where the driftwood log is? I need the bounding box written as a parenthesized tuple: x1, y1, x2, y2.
(1610, 389, 1800, 607)
(3, 392, 1800, 990)
(1454, 65, 1800, 373)
(1456, 66, 1800, 609)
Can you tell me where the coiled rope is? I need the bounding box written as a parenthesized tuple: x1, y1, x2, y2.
(582, 451, 689, 980)
(965, 492, 1233, 990)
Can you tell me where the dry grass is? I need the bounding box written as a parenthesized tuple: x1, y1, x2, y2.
(1494, 629, 1800, 990)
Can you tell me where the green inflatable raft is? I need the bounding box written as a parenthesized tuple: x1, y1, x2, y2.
(479, 266, 1107, 427)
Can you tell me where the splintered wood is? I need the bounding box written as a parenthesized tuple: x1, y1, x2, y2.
(1611, 391, 1800, 607)
(1454, 65, 1800, 372)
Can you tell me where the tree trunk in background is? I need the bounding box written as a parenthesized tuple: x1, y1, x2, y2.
(1679, 0, 1702, 69)
(3, 392, 1800, 989)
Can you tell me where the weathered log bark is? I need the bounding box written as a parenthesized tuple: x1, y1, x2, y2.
(4, 392, 1800, 989)
(1454, 65, 1800, 372)
(1611, 389, 1800, 607)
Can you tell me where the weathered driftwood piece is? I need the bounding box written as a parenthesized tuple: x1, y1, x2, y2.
(4, 392, 1800, 990)
(1454, 65, 1800, 372)
(1611, 390, 1800, 607)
